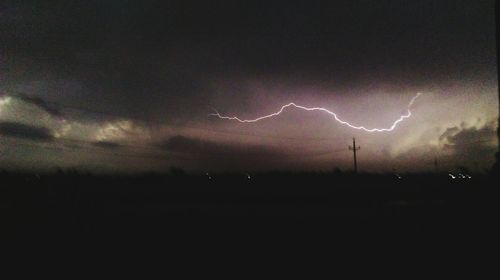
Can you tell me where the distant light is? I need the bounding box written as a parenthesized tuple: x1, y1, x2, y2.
(448, 173, 456, 179)
(206, 172, 212, 180)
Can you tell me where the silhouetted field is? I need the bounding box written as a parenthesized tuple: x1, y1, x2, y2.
(2, 171, 498, 247)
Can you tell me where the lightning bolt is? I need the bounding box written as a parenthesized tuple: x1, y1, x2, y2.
(210, 92, 422, 132)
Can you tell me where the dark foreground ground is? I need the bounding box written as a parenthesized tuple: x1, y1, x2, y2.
(2, 171, 499, 262)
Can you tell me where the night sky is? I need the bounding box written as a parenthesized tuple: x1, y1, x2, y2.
(0, 0, 497, 173)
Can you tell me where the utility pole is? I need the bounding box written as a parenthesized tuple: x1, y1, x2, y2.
(349, 137, 360, 173)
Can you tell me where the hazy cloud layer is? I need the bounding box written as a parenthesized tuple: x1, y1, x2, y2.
(159, 135, 289, 171)
(92, 141, 122, 149)
(0, 121, 54, 141)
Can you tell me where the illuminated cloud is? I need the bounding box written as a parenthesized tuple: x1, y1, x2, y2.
(394, 119, 498, 172)
(0, 95, 11, 107)
(94, 120, 151, 142)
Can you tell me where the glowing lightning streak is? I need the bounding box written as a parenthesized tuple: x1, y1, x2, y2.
(210, 92, 422, 132)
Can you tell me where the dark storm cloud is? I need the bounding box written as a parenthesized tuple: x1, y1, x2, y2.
(160, 135, 283, 158)
(394, 120, 498, 171)
(438, 126, 461, 142)
(439, 121, 498, 170)
(0, 1, 496, 172)
(440, 121, 497, 154)
(158, 135, 287, 170)
(92, 141, 122, 149)
(0, 121, 54, 141)
(63, 143, 82, 150)
(13, 94, 63, 117)
(0, 0, 495, 121)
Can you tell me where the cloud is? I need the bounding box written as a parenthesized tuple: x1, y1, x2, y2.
(92, 141, 122, 149)
(438, 121, 497, 171)
(392, 119, 498, 172)
(0, 121, 54, 142)
(439, 121, 497, 152)
(158, 135, 288, 170)
(438, 126, 460, 142)
(94, 120, 151, 142)
(160, 135, 278, 156)
(14, 94, 63, 118)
